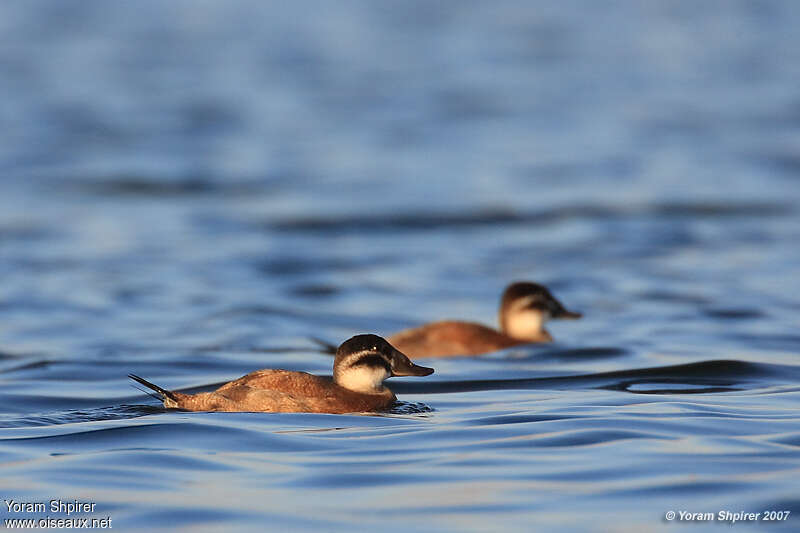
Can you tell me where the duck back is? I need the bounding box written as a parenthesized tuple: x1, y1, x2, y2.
(388, 321, 522, 358)
(168, 370, 395, 414)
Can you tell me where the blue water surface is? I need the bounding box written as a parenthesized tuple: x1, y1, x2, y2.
(1, 1, 800, 531)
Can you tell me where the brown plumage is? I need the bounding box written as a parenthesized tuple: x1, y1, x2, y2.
(129, 334, 433, 414)
(388, 320, 533, 358)
(387, 281, 581, 358)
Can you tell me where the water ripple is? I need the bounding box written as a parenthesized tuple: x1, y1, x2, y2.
(265, 202, 794, 233)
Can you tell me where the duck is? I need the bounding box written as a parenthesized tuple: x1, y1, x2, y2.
(386, 281, 582, 358)
(129, 334, 434, 414)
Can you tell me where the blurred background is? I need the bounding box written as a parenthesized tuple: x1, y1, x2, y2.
(2, 0, 798, 354)
(2, 1, 800, 531)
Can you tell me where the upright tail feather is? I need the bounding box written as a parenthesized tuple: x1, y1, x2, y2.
(308, 336, 338, 355)
(128, 374, 180, 403)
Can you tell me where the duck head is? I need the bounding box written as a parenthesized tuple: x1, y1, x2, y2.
(333, 334, 434, 393)
(499, 281, 582, 341)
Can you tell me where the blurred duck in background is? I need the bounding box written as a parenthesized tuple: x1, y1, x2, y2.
(386, 281, 582, 358)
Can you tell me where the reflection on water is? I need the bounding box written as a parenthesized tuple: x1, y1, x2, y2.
(2, 1, 800, 531)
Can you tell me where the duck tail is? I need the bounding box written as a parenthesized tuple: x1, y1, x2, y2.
(128, 374, 180, 403)
(308, 336, 338, 355)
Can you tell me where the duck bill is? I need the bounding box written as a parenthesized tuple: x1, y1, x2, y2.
(553, 308, 582, 320)
(397, 362, 434, 376)
(391, 351, 434, 377)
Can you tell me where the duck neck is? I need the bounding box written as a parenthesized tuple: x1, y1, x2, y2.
(334, 366, 390, 394)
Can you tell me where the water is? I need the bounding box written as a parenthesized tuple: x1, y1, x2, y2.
(2, 1, 800, 531)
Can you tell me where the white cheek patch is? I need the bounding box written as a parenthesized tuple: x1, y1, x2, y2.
(337, 366, 390, 393)
(506, 309, 548, 340)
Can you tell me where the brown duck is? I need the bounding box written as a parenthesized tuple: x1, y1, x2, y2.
(129, 334, 433, 414)
(387, 281, 581, 358)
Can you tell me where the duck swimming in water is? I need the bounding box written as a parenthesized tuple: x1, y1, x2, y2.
(386, 281, 581, 358)
(129, 334, 433, 414)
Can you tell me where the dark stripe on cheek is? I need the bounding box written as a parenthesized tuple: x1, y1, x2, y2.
(355, 354, 391, 372)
